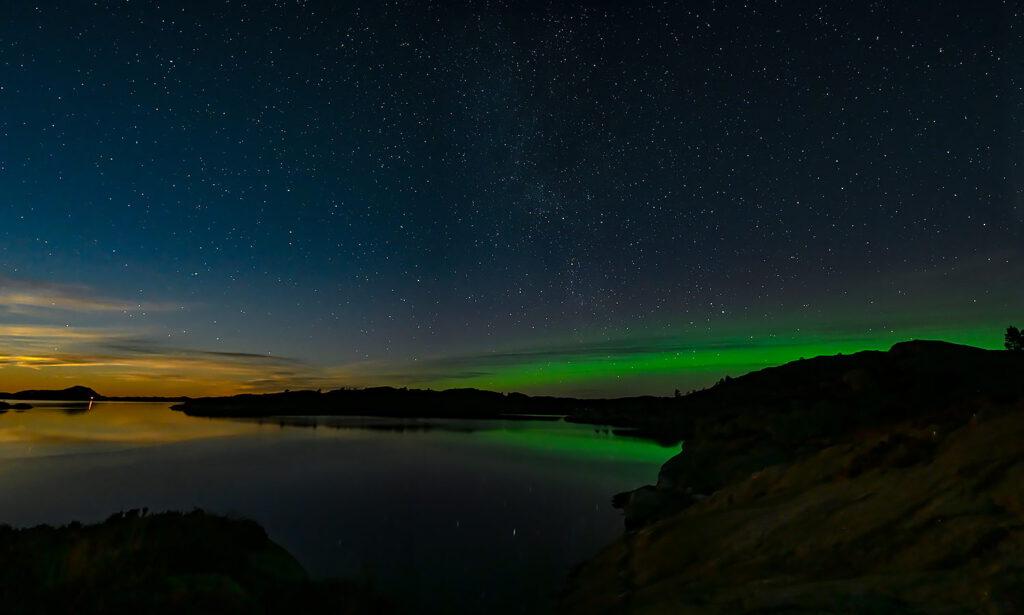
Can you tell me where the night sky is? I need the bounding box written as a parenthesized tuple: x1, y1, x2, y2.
(1, 1, 1021, 396)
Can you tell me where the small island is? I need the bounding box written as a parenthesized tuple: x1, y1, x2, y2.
(0, 385, 186, 403)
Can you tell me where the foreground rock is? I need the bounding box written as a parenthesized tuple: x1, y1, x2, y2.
(0, 510, 390, 615)
(562, 341, 1024, 613)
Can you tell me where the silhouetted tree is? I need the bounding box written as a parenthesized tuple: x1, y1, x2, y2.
(1006, 326, 1024, 352)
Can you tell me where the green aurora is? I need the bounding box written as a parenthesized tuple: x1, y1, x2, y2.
(477, 424, 680, 465)
(408, 323, 1008, 396)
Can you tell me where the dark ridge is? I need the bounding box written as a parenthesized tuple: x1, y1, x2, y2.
(169, 340, 1023, 440)
(170, 385, 682, 433)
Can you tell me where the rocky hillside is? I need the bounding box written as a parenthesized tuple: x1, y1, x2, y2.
(562, 341, 1024, 613)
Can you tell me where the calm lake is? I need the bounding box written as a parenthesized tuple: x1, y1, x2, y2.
(0, 401, 677, 613)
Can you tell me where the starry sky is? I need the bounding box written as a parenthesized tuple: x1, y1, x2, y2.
(1, 1, 1021, 397)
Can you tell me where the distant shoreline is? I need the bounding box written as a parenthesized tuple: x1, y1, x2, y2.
(0, 385, 186, 403)
(169, 386, 688, 444)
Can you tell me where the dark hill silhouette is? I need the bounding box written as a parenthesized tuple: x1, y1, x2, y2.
(174, 386, 567, 418)
(0, 510, 389, 614)
(0, 386, 187, 403)
(609, 340, 1024, 527)
(0, 385, 101, 400)
(562, 340, 1024, 613)
(171, 386, 682, 440)
(171, 340, 1024, 444)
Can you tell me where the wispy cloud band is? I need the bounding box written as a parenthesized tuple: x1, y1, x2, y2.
(0, 275, 176, 314)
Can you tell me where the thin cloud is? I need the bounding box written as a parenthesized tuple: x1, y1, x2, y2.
(0, 349, 306, 377)
(99, 339, 302, 366)
(0, 325, 111, 341)
(0, 275, 177, 314)
(0, 323, 309, 393)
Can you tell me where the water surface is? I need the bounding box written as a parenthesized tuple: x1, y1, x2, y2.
(0, 401, 677, 613)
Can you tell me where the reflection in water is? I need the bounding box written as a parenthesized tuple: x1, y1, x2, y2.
(241, 414, 482, 434)
(0, 401, 263, 457)
(0, 401, 678, 614)
(60, 402, 91, 415)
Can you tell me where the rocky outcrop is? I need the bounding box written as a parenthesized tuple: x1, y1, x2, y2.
(612, 341, 1024, 528)
(563, 341, 1024, 613)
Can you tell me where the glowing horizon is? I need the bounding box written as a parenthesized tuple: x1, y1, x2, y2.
(1, 321, 1009, 398)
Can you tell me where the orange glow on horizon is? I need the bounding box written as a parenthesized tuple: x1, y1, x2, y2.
(0, 366, 245, 397)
